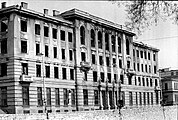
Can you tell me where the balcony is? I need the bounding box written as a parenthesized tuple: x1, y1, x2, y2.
(154, 86, 161, 91)
(126, 68, 135, 76)
(19, 74, 33, 84)
(80, 61, 91, 72)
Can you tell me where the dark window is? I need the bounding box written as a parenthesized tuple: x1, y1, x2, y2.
(54, 67, 59, 79)
(80, 26, 85, 45)
(140, 51, 143, 58)
(62, 68, 66, 79)
(133, 49, 135, 57)
(54, 47, 57, 58)
(151, 93, 153, 105)
(22, 86, 29, 106)
(46, 88, 51, 106)
(70, 69, 74, 80)
(99, 56, 103, 65)
(45, 66, 50, 78)
(93, 71, 97, 82)
(44, 26, 49, 37)
(21, 19, 27, 32)
(1, 19, 8, 32)
(150, 79, 153, 87)
(118, 37, 121, 53)
(1, 40, 7, 54)
(133, 63, 136, 70)
(100, 72, 104, 82)
(37, 87, 43, 106)
(36, 43, 40, 55)
(71, 89, 75, 106)
(94, 90, 99, 105)
(138, 77, 141, 86)
(109, 91, 113, 107)
(62, 49, 65, 60)
(45, 45, 48, 57)
(21, 41, 27, 53)
(149, 65, 151, 73)
(142, 77, 145, 86)
(135, 92, 138, 105)
(120, 74, 124, 84)
(63, 88, 69, 106)
(36, 64, 41, 77)
(81, 52, 86, 62)
(114, 74, 117, 83)
(165, 83, 168, 90)
(98, 31, 102, 49)
(147, 92, 150, 105)
(155, 79, 158, 86)
(68, 32, 72, 42)
(84, 72, 87, 81)
(92, 54, 95, 64)
(143, 92, 146, 105)
(139, 92, 142, 105)
(145, 65, 147, 73)
(52, 28, 57, 39)
(55, 88, 60, 106)
(141, 64, 144, 72)
(135, 76, 137, 85)
(0, 63, 7, 77)
(154, 66, 157, 74)
(105, 33, 109, 50)
(83, 89, 88, 105)
(35, 24, 40, 35)
(22, 63, 28, 75)
(127, 61, 130, 69)
(137, 63, 140, 71)
(129, 92, 133, 106)
(0, 87, 7, 106)
(119, 59, 122, 68)
(106, 57, 110, 67)
(60, 30, 65, 41)
(69, 50, 73, 61)
(153, 53, 156, 61)
(144, 51, 147, 59)
(126, 39, 130, 55)
(156, 92, 159, 104)
(128, 76, 132, 85)
(148, 52, 150, 60)
(137, 50, 139, 58)
(91, 29, 95, 47)
(113, 58, 116, 67)
(111, 35, 115, 52)
(107, 73, 111, 83)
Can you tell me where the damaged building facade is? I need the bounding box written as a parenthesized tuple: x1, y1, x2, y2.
(0, 2, 160, 114)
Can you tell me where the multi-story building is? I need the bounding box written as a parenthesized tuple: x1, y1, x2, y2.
(160, 68, 178, 106)
(0, 2, 160, 114)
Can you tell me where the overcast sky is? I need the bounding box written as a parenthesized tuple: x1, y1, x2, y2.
(2, 0, 178, 69)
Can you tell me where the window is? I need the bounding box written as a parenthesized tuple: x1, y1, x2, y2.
(138, 77, 141, 86)
(141, 64, 144, 72)
(69, 50, 73, 61)
(155, 79, 158, 86)
(84, 72, 87, 81)
(136, 50, 139, 58)
(140, 51, 143, 58)
(80, 26, 85, 45)
(94, 90, 99, 105)
(151, 92, 153, 105)
(21, 41, 27, 53)
(149, 65, 151, 73)
(154, 66, 157, 74)
(45, 45, 48, 57)
(147, 92, 150, 105)
(70, 69, 74, 80)
(37, 87, 43, 106)
(137, 63, 140, 71)
(153, 53, 156, 61)
(99, 56, 103, 65)
(22, 63, 28, 75)
(0, 87, 7, 106)
(63, 88, 69, 106)
(142, 77, 145, 86)
(60, 30, 65, 41)
(55, 88, 60, 106)
(98, 31, 102, 49)
(92, 54, 95, 64)
(134, 63, 136, 70)
(44, 26, 49, 37)
(105, 33, 109, 50)
(113, 58, 116, 67)
(46, 88, 51, 106)
(146, 78, 149, 86)
(135, 92, 138, 105)
(107, 73, 111, 83)
(133, 49, 135, 57)
(120, 74, 124, 84)
(118, 37, 121, 53)
(155, 92, 159, 104)
(109, 91, 113, 107)
(36, 65, 41, 77)
(53, 47, 57, 58)
(71, 89, 75, 106)
(21, 19, 27, 32)
(22, 86, 29, 106)
(126, 39, 130, 55)
(114, 74, 117, 83)
(36, 43, 40, 55)
(106, 57, 110, 67)
(174, 83, 178, 90)
(1, 19, 8, 32)
(101, 72, 104, 82)
(81, 52, 86, 62)
(45, 66, 50, 78)
(135, 76, 137, 85)
(129, 92, 133, 106)
(128, 76, 132, 85)
(144, 51, 147, 59)
(1, 40, 7, 54)
(68, 32, 72, 42)
(62, 49, 65, 60)
(54, 67, 58, 79)
(111, 35, 115, 52)
(93, 71, 97, 82)
(139, 92, 142, 105)
(0, 63, 7, 77)
(127, 61, 130, 69)
(119, 59, 122, 68)
(52, 28, 57, 39)
(145, 65, 147, 73)
(35, 24, 40, 35)
(62, 68, 67, 79)
(143, 92, 146, 105)
(148, 52, 150, 60)
(150, 79, 153, 87)
(83, 89, 88, 105)
(91, 29, 95, 47)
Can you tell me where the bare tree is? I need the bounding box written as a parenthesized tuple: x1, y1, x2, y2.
(111, 0, 178, 35)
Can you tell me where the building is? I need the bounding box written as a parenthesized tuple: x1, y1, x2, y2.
(0, 2, 161, 114)
(160, 68, 178, 106)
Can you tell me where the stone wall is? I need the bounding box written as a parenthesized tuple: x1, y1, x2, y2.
(0, 106, 177, 120)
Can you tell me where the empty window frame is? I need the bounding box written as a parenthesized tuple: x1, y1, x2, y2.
(63, 88, 69, 106)
(140, 51, 143, 58)
(21, 41, 27, 53)
(100, 72, 104, 82)
(119, 59, 122, 68)
(46, 88, 51, 106)
(99, 56, 103, 65)
(83, 89, 88, 105)
(106, 57, 110, 67)
(107, 73, 111, 83)
(92, 54, 95, 64)
(94, 90, 99, 105)
(55, 88, 60, 106)
(126, 39, 130, 55)
(36, 43, 40, 55)
(81, 52, 86, 62)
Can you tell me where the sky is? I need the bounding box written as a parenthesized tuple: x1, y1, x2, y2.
(1, 0, 178, 70)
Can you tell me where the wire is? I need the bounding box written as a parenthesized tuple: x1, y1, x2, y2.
(137, 35, 178, 42)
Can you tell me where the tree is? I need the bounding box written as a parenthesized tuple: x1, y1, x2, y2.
(111, 1, 178, 35)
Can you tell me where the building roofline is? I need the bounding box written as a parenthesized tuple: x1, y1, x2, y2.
(60, 8, 135, 36)
(133, 41, 159, 52)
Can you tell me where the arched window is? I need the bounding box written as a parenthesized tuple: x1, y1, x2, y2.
(105, 33, 109, 50)
(80, 26, 85, 45)
(118, 37, 121, 53)
(91, 29, 95, 47)
(98, 31, 102, 49)
(111, 35, 115, 52)
(126, 39, 130, 55)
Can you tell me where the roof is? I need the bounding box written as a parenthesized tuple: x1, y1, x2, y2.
(133, 41, 159, 52)
(60, 8, 135, 36)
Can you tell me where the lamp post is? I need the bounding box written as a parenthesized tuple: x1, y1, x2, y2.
(38, 53, 48, 119)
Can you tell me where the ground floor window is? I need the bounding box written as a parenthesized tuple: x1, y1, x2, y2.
(22, 86, 29, 106)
